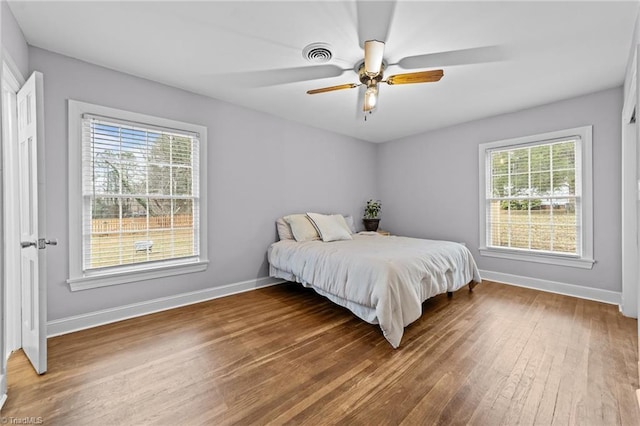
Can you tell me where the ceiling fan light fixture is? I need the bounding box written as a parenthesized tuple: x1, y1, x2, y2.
(363, 84, 378, 112)
(364, 40, 385, 76)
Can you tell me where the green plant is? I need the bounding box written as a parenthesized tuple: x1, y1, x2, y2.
(364, 199, 381, 219)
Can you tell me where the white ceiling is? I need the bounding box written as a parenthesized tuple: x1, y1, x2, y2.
(8, 1, 639, 143)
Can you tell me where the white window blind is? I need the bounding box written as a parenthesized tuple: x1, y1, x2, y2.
(485, 137, 581, 256)
(81, 115, 200, 272)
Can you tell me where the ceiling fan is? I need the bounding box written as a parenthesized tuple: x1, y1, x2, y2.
(306, 40, 444, 114)
(221, 2, 505, 118)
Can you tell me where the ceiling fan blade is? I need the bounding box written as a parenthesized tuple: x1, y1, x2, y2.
(222, 64, 348, 87)
(356, 1, 396, 48)
(385, 70, 444, 85)
(396, 46, 507, 70)
(307, 83, 359, 95)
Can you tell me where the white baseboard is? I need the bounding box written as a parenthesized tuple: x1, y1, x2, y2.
(47, 276, 286, 338)
(47, 271, 621, 337)
(479, 269, 621, 306)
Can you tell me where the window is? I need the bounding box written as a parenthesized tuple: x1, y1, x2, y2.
(68, 101, 208, 290)
(478, 126, 593, 269)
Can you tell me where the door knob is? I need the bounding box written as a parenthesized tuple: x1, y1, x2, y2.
(21, 238, 58, 249)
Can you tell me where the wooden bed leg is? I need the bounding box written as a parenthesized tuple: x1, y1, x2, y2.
(447, 291, 453, 297)
(468, 281, 479, 292)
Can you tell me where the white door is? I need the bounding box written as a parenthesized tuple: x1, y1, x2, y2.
(636, 47, 640, 388)
(0, 70, 12, 409)
(17, 71, 49, 375)
(622, 107, 638, 318)
(0, 236, 5, 408)
(0, 73, 8, 410)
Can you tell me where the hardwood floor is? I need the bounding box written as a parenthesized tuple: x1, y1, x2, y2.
(2, 281, 638, 425)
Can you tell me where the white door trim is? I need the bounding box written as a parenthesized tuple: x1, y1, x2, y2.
(0, 55, 26, 408)
(622, 48, 638, 318)
(636, 45, 640, 392)
(2, 61, 23, 354)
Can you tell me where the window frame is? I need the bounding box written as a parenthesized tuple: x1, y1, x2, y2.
(478, 126, 594, 269)
(67, 100, 208, 291)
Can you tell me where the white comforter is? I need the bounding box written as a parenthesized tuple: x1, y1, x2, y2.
(268, 233, 481, 348)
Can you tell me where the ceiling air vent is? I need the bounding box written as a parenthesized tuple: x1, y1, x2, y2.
(303, 43, 332, 63)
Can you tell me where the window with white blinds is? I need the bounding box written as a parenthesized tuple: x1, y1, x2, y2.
(68, 101, 208, 290)
(478, 126, 594, 269)
(82, 115, 200, 270)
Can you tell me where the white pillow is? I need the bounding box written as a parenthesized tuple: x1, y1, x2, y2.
(343, 215, 357, 234)
(284, 214, 320, 242)
(276, 217, 294, 240)
(306, 213, 353, 242)
(332, 214, 353, 235)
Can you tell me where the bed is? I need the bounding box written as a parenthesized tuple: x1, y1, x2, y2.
(268, 213, 481, 348)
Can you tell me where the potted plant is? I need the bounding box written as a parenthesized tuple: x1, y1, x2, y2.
(363, 199, 381, 231)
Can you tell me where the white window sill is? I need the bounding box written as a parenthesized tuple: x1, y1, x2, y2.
(479, 247, 594, 269)
(67, 259, 209, 291)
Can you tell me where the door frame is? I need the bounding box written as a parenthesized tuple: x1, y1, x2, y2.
(0, 55, 27, 407)
(622, 50, 638, 319)
(2, 60, 24, 355)
(0, 49, 5, 411)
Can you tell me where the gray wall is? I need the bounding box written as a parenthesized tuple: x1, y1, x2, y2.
(1, 1, 28, 79)
(21, 43, 628, 317)
(624, 8, 639, 98)
(29, 47, 377, 320)
(377, 87, 623, 292)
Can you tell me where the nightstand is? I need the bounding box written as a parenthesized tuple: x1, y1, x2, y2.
(377, 230, 391, 236)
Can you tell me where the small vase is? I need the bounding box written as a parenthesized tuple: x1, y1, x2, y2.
(363, 218, 380, 232)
